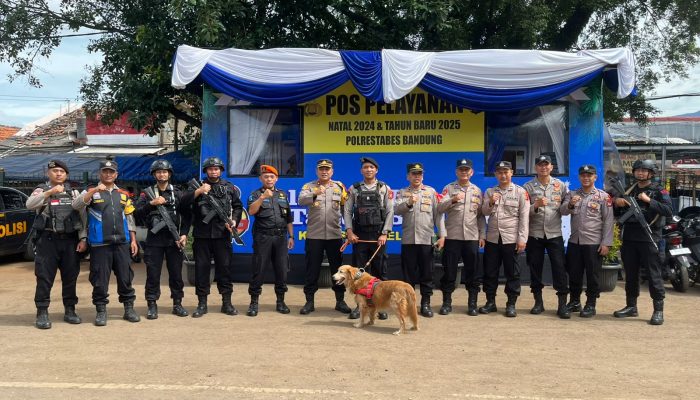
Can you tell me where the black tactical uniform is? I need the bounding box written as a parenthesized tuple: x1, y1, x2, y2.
(182, 157, 243, 318)
(612, 160, 672, 325)
(134, 160, 192, 319)
(26, 160, 85, 329)
(246, 178, 293, 316)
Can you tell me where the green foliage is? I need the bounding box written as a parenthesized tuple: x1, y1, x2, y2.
(603, 224, 622, 265)
(1, 0, 699, 143)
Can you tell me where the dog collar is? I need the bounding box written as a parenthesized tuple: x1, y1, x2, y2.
(353, 268, 365, 280)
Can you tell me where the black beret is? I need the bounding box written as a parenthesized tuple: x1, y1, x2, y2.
(360, 157, 379, 168)
(47, 159, 69, 174)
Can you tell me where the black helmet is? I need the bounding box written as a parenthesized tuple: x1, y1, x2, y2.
(632, 159, 658, 174)
(202, 157, 225, 172)
(150, 159, 173, 175)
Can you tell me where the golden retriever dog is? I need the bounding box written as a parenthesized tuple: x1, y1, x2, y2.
(333, 265, 419, 335)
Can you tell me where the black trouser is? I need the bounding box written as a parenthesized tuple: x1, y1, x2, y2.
(34, 231, 80, 308)
(89, 243, 136, 305)
(621, 240, 665, 301)
(566, 243, 601, 300)
(144, 244, 185, 301)
(441, 239, 480, 294)
(401, 244, 434, 297)
(193, 238, 233, 297)
(249, 232, 288, 296)
(526, 236, 568, 295)
(352, 230, 387, 280)
(482, 237, 521, 297)
(304, 238, 344, 296)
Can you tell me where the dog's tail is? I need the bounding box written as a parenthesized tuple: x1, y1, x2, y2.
(408, 287, 419, 330)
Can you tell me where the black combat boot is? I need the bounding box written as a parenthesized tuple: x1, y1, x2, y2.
(649, 299, 664, 325)
(557, 294, 571, 319)
(95, 304, 107, 326)
(123, 302, 140, 322)
(530, 292, 545, 315)
(478, 295, 497, 314)
(300, 294, 315, 315)
(63, 305, 81, 324)
(438, 292, 452, 315)
(146, 300, 158, 320)
(35, 307, 51, 329)
(566, 293, 582, 312)
(580, 298, 596, 318)
(192, 295, 208, 318)
(420, 296, 433, 318)
(276, 293, 290, 314)
(247, 295, 259, 317)
(172, 299, 188, 317)
(613, 297, 638, 318)
(221, 293, 238, 316)
(466, 291, 478, 316)
(348, 306, 360, 319)
(334, 291, 352, 314)
(505, 295, 517, 318)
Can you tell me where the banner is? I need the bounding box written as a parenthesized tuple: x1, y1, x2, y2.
(303, 82, 484, 153)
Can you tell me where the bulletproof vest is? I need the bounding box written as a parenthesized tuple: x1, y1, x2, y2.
(197, 180, 232, 219)
(147, 184, 179, 229)
(353, 182, 386, 232)
(628, 183, 665, 228)
(36, 183, 82, 233)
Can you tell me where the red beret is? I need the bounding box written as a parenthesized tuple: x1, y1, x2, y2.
(260, 164, 279, 176)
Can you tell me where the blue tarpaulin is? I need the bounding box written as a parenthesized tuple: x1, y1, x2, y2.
(0, 151, 197, 184)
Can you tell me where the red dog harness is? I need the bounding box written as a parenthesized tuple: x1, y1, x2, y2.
(355, 277, 381, 306)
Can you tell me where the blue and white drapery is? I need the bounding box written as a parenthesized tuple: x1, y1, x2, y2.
(172, 45, 636, 111)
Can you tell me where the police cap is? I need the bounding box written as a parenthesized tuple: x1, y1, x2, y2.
(100, 159, 118, 171)
(535, 154, 552, 165)
(316, 159, 333, 168)
(495, 161, 512, 170)
(407, 163, 424, 173)
(578, 164, 597, 174)
(456, 158, 473, 169)
(47, 159, 69, 174)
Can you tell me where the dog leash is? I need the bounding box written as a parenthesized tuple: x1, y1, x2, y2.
(339, 239, 378, 253)
(365, 243, 384, 268)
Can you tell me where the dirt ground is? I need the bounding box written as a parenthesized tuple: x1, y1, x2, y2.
(0, 257, 698, 400)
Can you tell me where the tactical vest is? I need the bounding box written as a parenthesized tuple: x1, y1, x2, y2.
(353, 182, 386, 233)
(87, 188, 131, 245)
(34, 183, 82, 234)
(196, 181, 232, 221)
(147, 184, 180, 230)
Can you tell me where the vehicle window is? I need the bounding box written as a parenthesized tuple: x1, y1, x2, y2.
(0, 189, 26, 211)
(227, 107, 303, 177)
(485, 104, 569, 176)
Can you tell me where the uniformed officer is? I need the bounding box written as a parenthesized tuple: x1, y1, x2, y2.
(522, 155, 570, 318)
(394, 162, 446, 318)
(611, 159, 672, 325)
(560, 165, 614, 318)
(183, 157, 243, 318)
(246, 165, 294, 317)
(344, 156, 394, 320)
(480, 161, 529, 317)
(298, 159, 352, 315)
(72, 158, 140, 326)
(436, 158, 486, 316)
(27, 160, 87, 329)
(134, 160, 192, 319)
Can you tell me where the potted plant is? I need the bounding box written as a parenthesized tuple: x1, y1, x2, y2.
(599, 224, 622, 292)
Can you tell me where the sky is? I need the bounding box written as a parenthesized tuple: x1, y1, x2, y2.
(1, 37, 700, 128)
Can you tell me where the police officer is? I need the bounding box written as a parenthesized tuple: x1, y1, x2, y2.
(522, 155, 570, 318)
(344, 156, 394, 320)
(183, 157, 243, 318)
(480, 161, 529, 317)
(560, 165, 614, 318)
(72, 158, 140, 326)
(437, 158, 486, 316)
(246, 165, 294, 317)
(611, 159, 672, 325)
(298, 159, 352, 315)
(135, 160, 192, 319)
(27, 160, 87, 329)
(395, 162, 446, 318)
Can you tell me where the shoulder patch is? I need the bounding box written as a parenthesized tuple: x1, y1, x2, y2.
(388, 189, 394, 200)
(524, 191, 530, 201)
(302, 184, 309, 190)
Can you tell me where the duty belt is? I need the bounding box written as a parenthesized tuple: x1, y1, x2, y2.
(257, 228, 286, 236)
(40, 230, 79, 240)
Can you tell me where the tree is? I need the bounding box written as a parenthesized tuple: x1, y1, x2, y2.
(1, 0, 699, 144)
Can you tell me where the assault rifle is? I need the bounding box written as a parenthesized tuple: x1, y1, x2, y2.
(143, 186, 189, 261)
(609, 177, 658, 251)
(188, 179, 244, 245)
